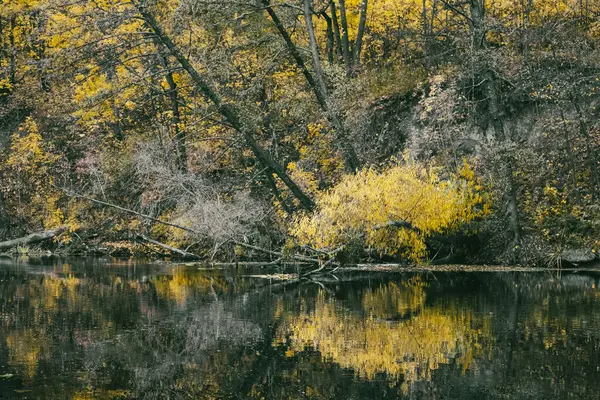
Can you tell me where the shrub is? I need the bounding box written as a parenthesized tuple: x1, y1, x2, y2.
(290, 159, 488, 261)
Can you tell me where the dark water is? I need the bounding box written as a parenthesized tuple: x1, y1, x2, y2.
(0, 258, 599, 399)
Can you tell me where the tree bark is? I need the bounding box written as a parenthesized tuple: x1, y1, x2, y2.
(321, 11, 335, 63)
(263, 0, 360, 171)
(9, 16, 16, 86)
(522, 0, 532, 64)
(337, 0, 354, 75)
(354, 0, 369, 64)
(330, 1, 344, 58)
(159, 53, 188, 172)
(422, 0, 430, 69)
(303, 0, 329, 104)
(571, 97, 600, 199)
(257, 86, 293, 214)
(136, 2, 315, 211)
(0, 227, 66, 251)
(0, 18, 4, 75)
(32, 11, 50, 92)
(559, 108, 579, 201)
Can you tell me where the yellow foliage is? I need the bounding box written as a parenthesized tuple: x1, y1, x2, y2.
(276, 282, 492, 384)
(152, 271, 228, 305)
(6, 330, 45, 379)
(8, 117, 56, 172)
(2, 118, 60, 225)
(0, 117, 84, 235)
(290, 159, 488, 261)
(362, 279, 426, 317)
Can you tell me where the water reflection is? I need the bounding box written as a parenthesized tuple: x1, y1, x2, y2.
(276, 279, 493, 389)
(0, 259, 599, 399)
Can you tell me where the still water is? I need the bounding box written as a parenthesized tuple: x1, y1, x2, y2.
(0, 258, 599, 399)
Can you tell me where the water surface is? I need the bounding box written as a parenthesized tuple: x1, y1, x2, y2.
(0, 258, 599, 399)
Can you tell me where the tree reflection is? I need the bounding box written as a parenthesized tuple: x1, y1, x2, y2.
(2, 264, 600, 399)
(276, 278, 493, 389)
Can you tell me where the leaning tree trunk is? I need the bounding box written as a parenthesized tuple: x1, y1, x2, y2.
(136, 3, 315, 211)
(264, 0, 360, 171)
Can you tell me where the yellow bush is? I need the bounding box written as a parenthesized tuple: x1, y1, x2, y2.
(290, 160, 488, 261)
(2, 118, 58, 225)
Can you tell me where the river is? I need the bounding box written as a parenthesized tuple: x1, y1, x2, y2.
(0, 257, 598, 399)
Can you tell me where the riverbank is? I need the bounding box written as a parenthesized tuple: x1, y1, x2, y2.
(2, 228, 599, 272)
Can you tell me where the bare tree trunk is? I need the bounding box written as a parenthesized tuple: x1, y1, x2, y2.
(337, 0, 353, 76)
(303, 0, 328, 103)
(32, 11, 50, 92)
(108, 97, 124, 140)
(263, 0, 360, 171)
(354, 0, 369, 65)
(422, 0, 430, 69)
(559, 108, 579, 201)
(571, 98, 600, 199)
(258, 85, 293, 214)
(166, 69, 187, 172)
(522, 0, 532, 64)
(330, 1, 343, 58)
(0, 17, 3, 61)
(321, 11, 335, 64)
(263, 167, 292, 215)
(470, 0, 486, 50)
(136, 3, 315, 211)
(9, 16, 16, 86)
(159, 53, 188, 172)
(0, 17, 5, 88)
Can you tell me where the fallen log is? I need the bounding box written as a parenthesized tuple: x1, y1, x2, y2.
(137, 234, 202, 260)
(0, 227, 66, 251)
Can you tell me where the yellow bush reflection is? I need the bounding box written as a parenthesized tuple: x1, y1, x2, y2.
(277, 280, 492, 385)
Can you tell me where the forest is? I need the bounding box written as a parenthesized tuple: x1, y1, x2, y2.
(1, 0, 600, 266)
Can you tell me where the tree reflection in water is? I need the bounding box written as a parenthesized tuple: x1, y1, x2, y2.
(0, 261, 600, 399)
(275, 278, 493, 393)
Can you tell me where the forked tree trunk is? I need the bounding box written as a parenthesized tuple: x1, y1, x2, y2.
(321, 11, 335, 63)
